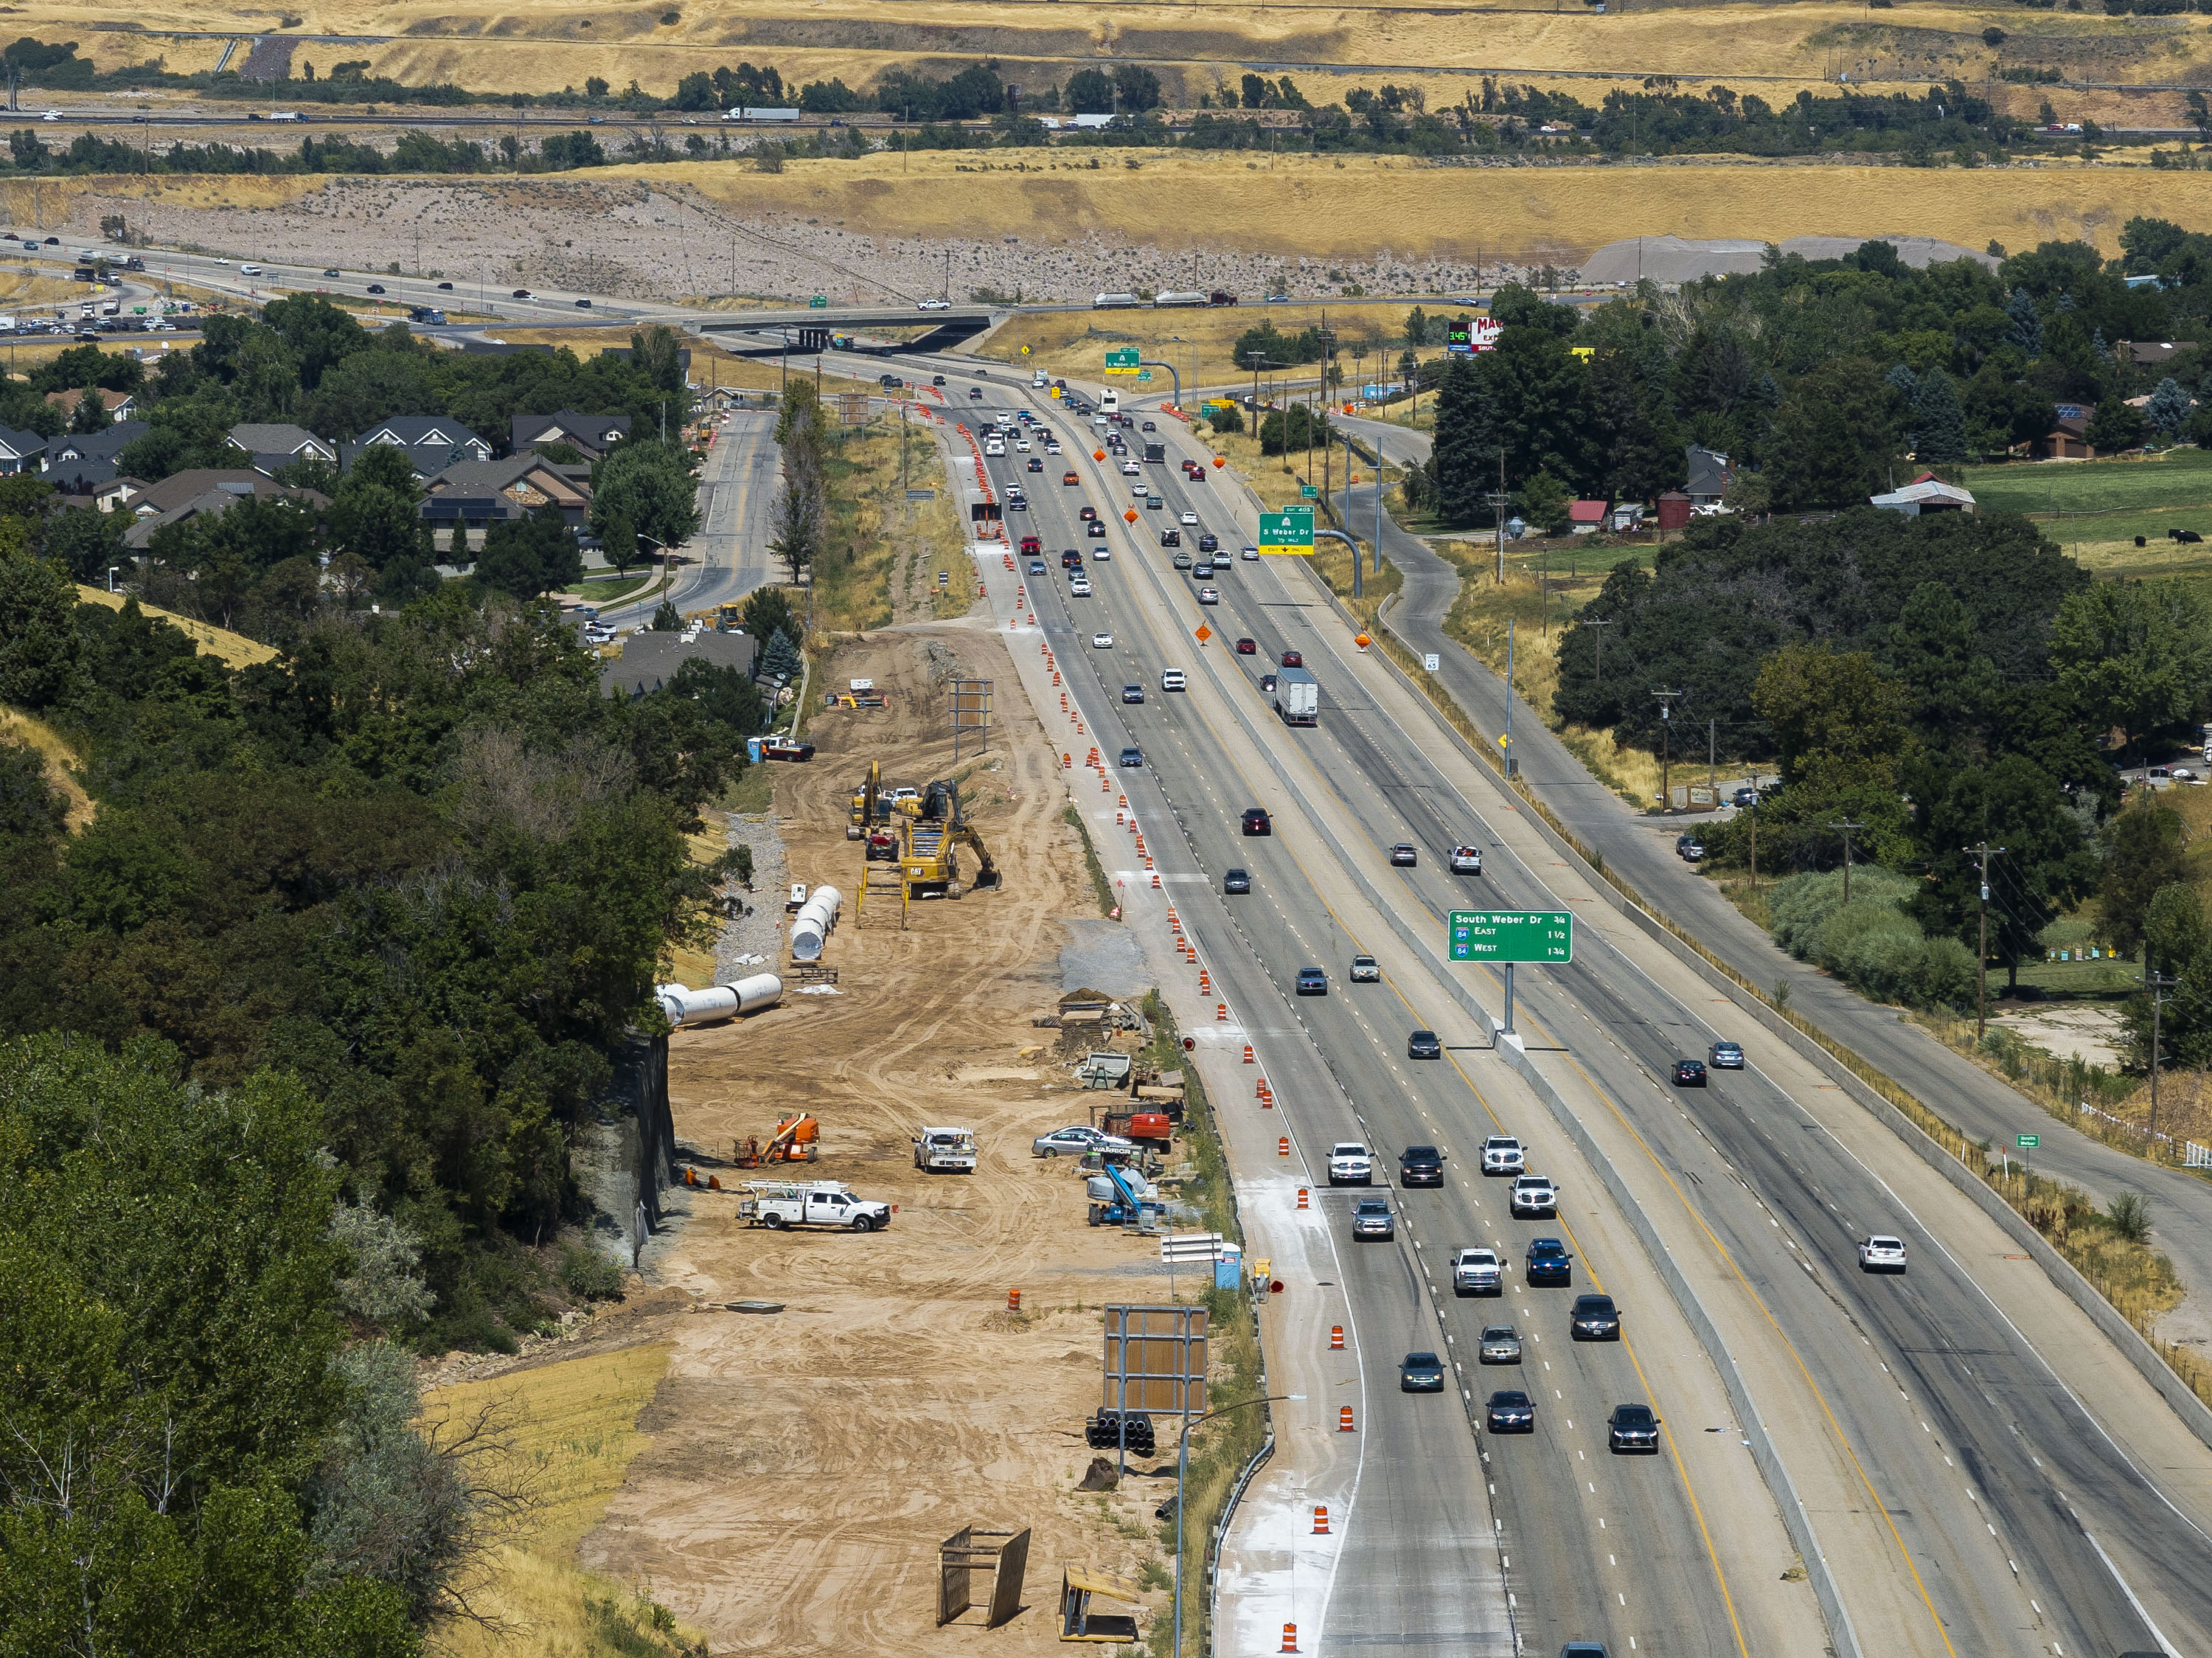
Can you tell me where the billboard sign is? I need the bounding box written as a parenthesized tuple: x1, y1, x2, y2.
(1446, 317, 1503, 355)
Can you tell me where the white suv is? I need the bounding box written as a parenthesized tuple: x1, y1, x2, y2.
(1509, 1173, 1559, 1218)
(1160, 667, 1187, 692)
(1452, 1247, 1502, 1297)
(1327, 1143, 1373, 1187)
(1857, 1235, 1908, 1274)
(1481, 1135, 1525, 1176)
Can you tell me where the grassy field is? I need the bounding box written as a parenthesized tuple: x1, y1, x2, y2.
(424, 1341, 706, 1658)
(1964, 449, 2212, 518)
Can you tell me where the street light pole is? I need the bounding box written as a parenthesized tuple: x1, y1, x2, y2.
(1650, 688, 1682, 814)
(1173, 1393, 1299, 1658)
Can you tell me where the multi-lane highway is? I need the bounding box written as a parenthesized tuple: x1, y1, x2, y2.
(958, 377, 2212, 1658)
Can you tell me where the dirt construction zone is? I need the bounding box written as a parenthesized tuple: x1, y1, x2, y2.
(581, 622, 1183, 1653)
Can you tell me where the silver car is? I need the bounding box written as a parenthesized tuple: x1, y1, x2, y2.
(1032, 1125, 1135, 1159)
(1478, 1325, 1523, 1364)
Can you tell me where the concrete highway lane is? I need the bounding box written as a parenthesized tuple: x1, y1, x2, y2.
(1012, 389, 2212, 1657)
(1162, 487, 2212, 1648)
(973, 403, 1781, 1658)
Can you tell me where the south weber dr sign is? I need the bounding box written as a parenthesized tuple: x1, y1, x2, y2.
(1449, 909, 1575, 964)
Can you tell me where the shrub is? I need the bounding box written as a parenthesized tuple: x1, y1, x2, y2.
(561, 1241, 626, 1301)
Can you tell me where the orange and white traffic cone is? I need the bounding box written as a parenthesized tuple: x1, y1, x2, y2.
(1329, 1325, 1344, 1350)
(1312, 1506, 1330, 1535)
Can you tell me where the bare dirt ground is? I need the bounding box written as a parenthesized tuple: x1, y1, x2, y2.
(576, 623, 1188, 1654)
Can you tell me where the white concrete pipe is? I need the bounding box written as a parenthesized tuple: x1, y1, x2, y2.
(655, 982, 739, 1027)
(790, 916, 827, 962)
(728, 973, 784, 1014)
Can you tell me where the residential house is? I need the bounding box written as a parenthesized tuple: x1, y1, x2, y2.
(599, 631, 757, 701)
(44, 420, 147, 493)
(422, 452, 594, 555)
(2119, 341, 2180, 372)
(1683, 444, 1732, 507)
(1871, 474, 1976, 517)
(341, 415, 493, 482)
(122, 470, 331, 550)
(1567, 499, 1609, 535)
(2033, 403, 2096, 460)
(0, 426, 46, 476)
(226, 423, 338, 477)
(512, 410, 631, 462)
(44, 386, 137, 423)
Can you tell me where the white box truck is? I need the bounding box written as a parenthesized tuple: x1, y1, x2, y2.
(1273, 665, 1319, 726)
(739, 1179, 891, 1231)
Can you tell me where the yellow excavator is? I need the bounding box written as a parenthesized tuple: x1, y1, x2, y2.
(847, 759, 894, 840)
(897, 785, 1001, 901)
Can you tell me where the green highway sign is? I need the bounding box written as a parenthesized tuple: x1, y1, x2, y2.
(1259, 505, 1315, 556)
(1105, 347, 1141, 375)
(808, 295, 829, 308)
(2016, 1134, 2039, 1149)
(1137, 369, 1152, 382)
(1449, 910, 1575, 964)
(1300, 484, 1318, 499)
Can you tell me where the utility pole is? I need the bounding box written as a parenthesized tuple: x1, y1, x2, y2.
(2149, 968, 2177, 1150)
(1652, 689, 1682, 814)
(1491, 449, 1509, 581)
(1585, 616, 1613, 688)
(1707, 718, 1717, 799)
(1505, 620, 1516, 777)
(1828, 818, 1866, 903)
(1747, 794, 1758, 893)
(1972, 842, 2006, 1042)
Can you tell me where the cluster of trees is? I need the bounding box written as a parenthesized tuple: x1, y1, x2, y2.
(0, 488, 785, 1631)
(1545, 505, 2212, 995)
(1405, 232, 2205, 524)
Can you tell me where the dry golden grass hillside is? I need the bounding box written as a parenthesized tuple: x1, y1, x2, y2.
(29, 0, 2212, 118)
(656, 151, 2212, 267)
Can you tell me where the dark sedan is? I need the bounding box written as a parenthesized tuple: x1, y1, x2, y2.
(1237, 637, 1257, 654)
(1242, 807, 1272, 836)
(1571, 1294, 1621, 1341)
(1673, 1058, 1708, 1086)
(1608, 1403, 1661, 1454)
(1399, 1350, 1446, 1392)
(1486, 1390, 1536, 1433)
(1407, 1029, 1441, 1060)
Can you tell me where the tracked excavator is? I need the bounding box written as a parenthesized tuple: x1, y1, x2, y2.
(856, 779, 1001, 922)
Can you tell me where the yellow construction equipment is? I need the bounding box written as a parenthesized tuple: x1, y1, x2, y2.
(855, 783, 1000, 926)
(847, 760, 892, 840)
(733, 1114, 819, 1168)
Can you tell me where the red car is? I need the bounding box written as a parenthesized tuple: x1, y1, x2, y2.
(1019, 534, 1041, 556)
(1236, 637, 1257, 655)
(1280, 649, 1304, 668)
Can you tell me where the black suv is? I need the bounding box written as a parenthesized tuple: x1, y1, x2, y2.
(1241, 808, 1271, 836)
(1222, 867, 1251, 894)
(1399, 1145, 1444, 1186)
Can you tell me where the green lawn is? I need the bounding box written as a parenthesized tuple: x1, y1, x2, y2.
(1960, 448, 2212, 518)
(2010, 954, 2144, 999)
(574, 572, 660, 606)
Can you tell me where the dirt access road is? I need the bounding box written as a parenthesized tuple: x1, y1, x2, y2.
(581, 622, 1187, 1653)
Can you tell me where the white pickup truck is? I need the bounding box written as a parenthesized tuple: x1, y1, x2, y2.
(1327, 1142, 1373, 1187)
(1509, 1173, 1560, 1218)
(1452, 1246, 1502, 1297)
(913, 1126, 978, 1173)
(740, 1180, 891, 1232)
